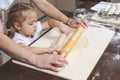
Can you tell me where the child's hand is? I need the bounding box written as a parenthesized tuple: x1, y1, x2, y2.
(48, 44, 62, 54)
(48, 33, 67, 54)
(31, 53, 68, 72)
(59, 22, 72, 35)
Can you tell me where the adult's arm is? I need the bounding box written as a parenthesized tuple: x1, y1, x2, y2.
(32, 0, 69, 24)
(32, 0, 88, 28)
(0, 33, 35, 63)
(0, 33, 68, 71)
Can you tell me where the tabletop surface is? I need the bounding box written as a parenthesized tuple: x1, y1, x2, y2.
(0, 1, 120, 80)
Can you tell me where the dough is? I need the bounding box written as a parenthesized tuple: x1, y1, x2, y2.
(75, 37, 89, 49)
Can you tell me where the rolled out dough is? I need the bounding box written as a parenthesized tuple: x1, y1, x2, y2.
(77, 37, 89, 48)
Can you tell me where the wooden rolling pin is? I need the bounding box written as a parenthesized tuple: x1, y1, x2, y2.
(60, 27, 85, 57)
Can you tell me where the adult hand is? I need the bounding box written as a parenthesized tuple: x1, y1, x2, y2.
(66, 18, 88, 28)
(29, 54, 68, 72)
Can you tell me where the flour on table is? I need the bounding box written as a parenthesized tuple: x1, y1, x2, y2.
(78, 37, 89, 48)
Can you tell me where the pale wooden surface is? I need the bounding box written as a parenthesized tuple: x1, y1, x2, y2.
(12, 27, 115, 80)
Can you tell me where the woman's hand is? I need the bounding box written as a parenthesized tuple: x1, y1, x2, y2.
(66, 18, 88, 28)
(29, 53, 68, 72)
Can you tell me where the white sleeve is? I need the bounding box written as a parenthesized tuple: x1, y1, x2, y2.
(33, 21, 42, 39)
(36, 21, 42, 32)
(14, 38, 27, 45)
(13, 32, 30, 46)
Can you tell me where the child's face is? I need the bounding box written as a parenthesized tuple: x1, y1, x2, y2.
(19, 11, 38, 38)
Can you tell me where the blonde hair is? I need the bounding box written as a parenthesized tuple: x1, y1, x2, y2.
(6, 3, 36, 38)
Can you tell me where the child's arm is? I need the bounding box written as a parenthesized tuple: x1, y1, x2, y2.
(43, 19, 72, 55)
(51, 33, 66, 53)
(45, 19, 71, 53)
(41, 19, 72, 35)
(17, 20, 71, 55)
(55, 33, 66, 49)
(52, 33, 66, 60)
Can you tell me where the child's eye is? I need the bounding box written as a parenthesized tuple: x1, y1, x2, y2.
(29, 23, 33, 25)
(29, 21, 37, 25)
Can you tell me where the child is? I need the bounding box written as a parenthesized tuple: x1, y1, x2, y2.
(6, 3, 71, 55)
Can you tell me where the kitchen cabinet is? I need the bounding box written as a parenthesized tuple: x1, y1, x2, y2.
(56, 0, 78, 12)
(32, 0, 78, 17)
(32, 0, 56, 18)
